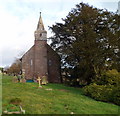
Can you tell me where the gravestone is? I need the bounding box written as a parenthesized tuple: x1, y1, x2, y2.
(12, 76, 18, 83)
(42, 76, 48, 85)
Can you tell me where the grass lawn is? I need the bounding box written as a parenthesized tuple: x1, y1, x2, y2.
(2, 74, 119, 114)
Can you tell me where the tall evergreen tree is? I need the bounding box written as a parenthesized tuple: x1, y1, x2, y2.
(50, 3, 119, 85)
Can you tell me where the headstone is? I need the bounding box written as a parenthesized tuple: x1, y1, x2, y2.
(12, 76, 18, 83)
(42, 76, 48, 85)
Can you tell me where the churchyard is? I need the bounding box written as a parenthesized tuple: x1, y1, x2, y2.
(2, 74, 119, 114)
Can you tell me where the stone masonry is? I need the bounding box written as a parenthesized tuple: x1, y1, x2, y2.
(21, 13, 61, 83)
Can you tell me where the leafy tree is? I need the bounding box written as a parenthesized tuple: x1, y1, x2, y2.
(0, 67, 3, 72)
(7, 59, 21, 75)
(50, 3, 119, 85)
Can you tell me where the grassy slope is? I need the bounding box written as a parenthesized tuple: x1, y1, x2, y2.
(2, 75, 119, 114)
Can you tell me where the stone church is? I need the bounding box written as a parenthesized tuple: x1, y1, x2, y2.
(21, 13, 61, 83)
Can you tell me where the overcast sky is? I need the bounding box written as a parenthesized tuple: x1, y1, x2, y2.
(0, 0, 119, 68)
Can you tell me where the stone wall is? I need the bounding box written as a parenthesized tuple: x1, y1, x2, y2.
(22, 45, 35, 80)
(47, 45, 61, 83)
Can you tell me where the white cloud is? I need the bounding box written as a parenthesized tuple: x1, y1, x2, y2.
(0, 5, 36, 67)
(0, 0, 119, 67)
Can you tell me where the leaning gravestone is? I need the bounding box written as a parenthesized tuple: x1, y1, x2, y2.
(12, 76, 18, 83)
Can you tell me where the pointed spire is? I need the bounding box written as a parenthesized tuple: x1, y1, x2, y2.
(37, 12, 44, 30)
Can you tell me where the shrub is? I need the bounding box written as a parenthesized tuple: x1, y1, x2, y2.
(112, 86, 120, 105)
(83, 69, 120, 105)
(84, 84, 114, 102)
(105, 69, 120, 85)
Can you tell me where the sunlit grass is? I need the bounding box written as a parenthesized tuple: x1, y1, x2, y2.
(2, 75, 119, 114)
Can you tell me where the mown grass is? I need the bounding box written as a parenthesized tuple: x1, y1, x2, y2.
(2, 74, 119, 114)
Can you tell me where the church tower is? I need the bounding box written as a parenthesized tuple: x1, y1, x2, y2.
(34, 12, 47, 40)
(34, 12, 48, 79)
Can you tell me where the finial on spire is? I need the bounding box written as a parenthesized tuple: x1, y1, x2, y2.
(40, 12, 41, 17)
